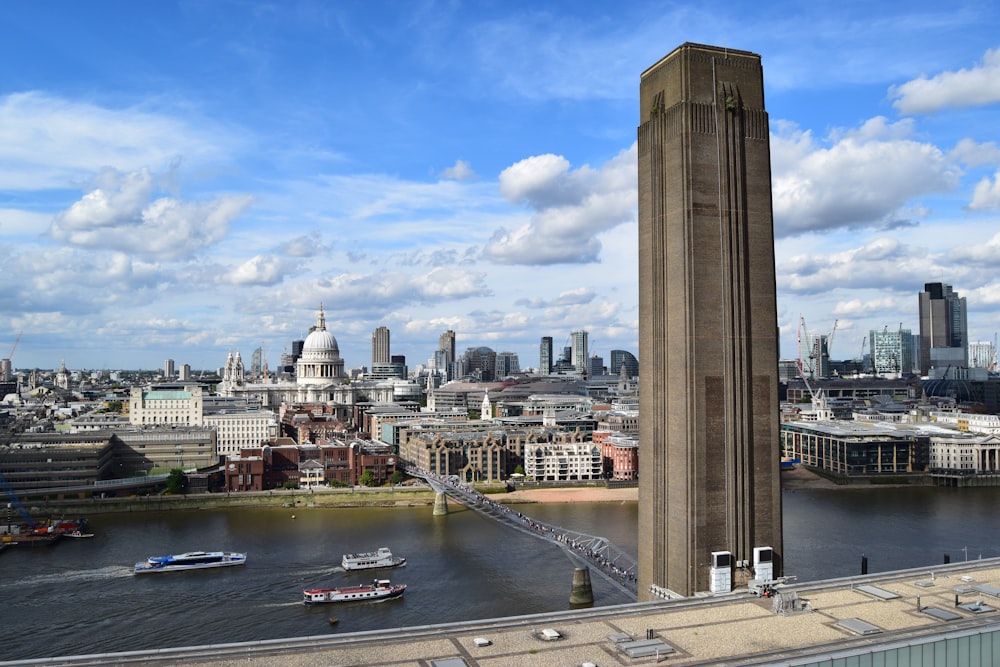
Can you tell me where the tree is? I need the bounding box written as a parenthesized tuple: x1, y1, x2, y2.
(389, 470, 406, 486)
(514, 464, 525, 476)
(166, 468, 186, 494)
(358, 470, 375, 487)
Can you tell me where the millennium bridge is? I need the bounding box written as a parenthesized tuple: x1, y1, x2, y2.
(406, 468, 638, 600)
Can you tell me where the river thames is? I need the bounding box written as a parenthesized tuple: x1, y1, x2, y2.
(3, 485, 1000, 662)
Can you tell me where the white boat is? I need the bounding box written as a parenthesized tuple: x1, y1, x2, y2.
(133, 551, 247, 574)
(303, 578, 406, 605)
(341, 547, 406, 571)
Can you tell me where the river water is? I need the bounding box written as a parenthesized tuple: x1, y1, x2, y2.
(2, 486, 999, 662)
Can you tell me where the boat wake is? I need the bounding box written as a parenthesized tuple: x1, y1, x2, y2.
(0, 565, 132, 589)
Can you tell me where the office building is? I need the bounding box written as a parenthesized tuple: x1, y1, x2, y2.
(164, 358, 175, 379)
(637, 43, 782, 597)
(372, 326, 390, 366)
(610, 349, 638, 379)
(570, 330, 588, 374)
(539, 336, 553, 374)
(438, 329, 456, 380)
(869, 327, 913, 377)
(495, 351, 520, 378)
(919, 282, 968, 375)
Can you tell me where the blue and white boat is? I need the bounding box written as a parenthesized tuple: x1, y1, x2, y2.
(134, 551, 246, 574)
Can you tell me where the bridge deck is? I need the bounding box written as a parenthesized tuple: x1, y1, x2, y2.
(412, 470, 637, 598)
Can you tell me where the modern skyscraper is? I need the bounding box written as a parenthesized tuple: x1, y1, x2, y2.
(372, 326, 391, 367)
(439, 330, 456, 380)
(638, 43, 782, 598)
(164, 359, 175, 379)
(918, 282, 968, 375)
(570, 330, 588, 375)
(539, 336, 553, 374)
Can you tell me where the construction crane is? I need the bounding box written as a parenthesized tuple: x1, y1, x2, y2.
(3, 330, 22, 367)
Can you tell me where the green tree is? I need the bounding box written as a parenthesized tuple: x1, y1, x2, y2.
(389, 470, 406, 486)
(166, 468, 186, 494)
(358, 470, 375, 487)
(514, 464, 525, 476)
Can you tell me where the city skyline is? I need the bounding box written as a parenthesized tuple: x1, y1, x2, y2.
(2, 2, 1000, 371)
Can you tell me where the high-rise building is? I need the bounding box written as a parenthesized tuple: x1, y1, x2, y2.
(918, 282, 968, 375)
(539, 336, 553, 374)
(462, 346, 496, 382)
(610, 350, 638, 379)
(164, 359, 175, 379)
(638, 43, 782, 598)
(869, 327, 913, 377)
(969, 341, 996, 370)
(439, 330, 456, 381)
(372, 326, 391, 367)
(570, 330, 588, 374)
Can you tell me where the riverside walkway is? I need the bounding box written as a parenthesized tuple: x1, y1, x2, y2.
(408, 468, 638, 599)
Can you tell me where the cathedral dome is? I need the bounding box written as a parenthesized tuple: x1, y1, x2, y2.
(297, 304, 345, 386)
(302, 305, 340, 356)
(304, 328, 339, 355)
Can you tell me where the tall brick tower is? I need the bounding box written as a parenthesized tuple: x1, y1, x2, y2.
(637, 43, 782, 598)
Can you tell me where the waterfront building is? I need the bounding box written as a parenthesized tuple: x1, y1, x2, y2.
(929, 433, 1000, 474)
(638, 43, 782, 597)
(523, 440, 602, 481)
(780, 420, 928, 477)
(0, 433, 115, 493)
(919, 282, 969, 375)
(397, 423, 575, 482)
(603, 434, 639, 481)
(225, 437, 396, 491)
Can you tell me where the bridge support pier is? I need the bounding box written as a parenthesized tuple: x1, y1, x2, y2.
(433, 492, 449, 516)
(569, 567, 594, 608)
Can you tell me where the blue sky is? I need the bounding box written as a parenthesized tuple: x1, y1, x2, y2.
(2, 1, 1000, 373)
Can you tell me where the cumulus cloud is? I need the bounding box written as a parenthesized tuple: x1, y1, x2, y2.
(949, 230, 1000, 265)
(483, 144, 637, 265)
(440, 160, 475, 181)
(770, 118, 959, 236)
(49, 167, 253, 260)
(890, 47, 1000, 114)
(967, 171, 1000, 210)
(778, 238, 934, 294)
(222, 254, 289, 286)
(279, 233, 329, 257)
(949, 138, 1000, 167)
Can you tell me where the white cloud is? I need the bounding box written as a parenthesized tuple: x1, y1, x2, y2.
(949, 138, 1000, 167)
(890, 47, 1000, 114)
(440, 160, 475, 181)
(967, 171, 1000, 210)
(0, 92, 238, 190)
(771, 118, 959, 235)
(49, 167, 253, 260)
(483, 144, 637, 265)
(222, 254, 289, 286)
(949, 230, 1000, 264)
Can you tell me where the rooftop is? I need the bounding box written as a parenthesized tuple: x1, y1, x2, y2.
(28, 559, 1000, 667)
